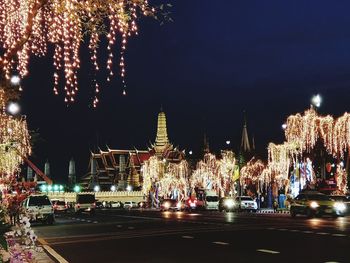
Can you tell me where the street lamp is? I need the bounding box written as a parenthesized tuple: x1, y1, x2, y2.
(110, 185, 116, 192)
(94, 185, 100, 192)
(126, 185, 132, 192)
(189, 150, 193, 155)
(226, 140, 231, 145)
(74, 185, 81, 193)
(311, 94, 322, 108)
(282, 123, 287, 130)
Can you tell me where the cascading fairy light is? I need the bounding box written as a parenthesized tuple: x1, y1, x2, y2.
(0, 0, 156, 105)
(333, 113, 350, 158)
(0, 90, 31, 179)
(240, 158, 265, 184)
(142, 157, 189, 199)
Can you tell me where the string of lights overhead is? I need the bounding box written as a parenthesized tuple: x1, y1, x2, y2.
(0, 0, 156, 106)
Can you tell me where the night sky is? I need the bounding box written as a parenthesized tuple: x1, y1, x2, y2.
(20, 0, 350, 183)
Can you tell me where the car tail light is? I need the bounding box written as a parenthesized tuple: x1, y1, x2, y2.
(92, 202, 96, 208)
(77, 203, 80, 208)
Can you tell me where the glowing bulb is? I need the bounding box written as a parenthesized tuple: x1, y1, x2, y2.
(10, 76, 21, 86)
(7, 102, 20, 115)
(122, 89, 127, 96)
(311, 94, 322, 108)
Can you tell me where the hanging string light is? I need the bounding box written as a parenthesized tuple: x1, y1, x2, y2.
(0, 0, 157, 105)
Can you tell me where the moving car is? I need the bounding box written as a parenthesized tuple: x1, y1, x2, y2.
(160, 199, 184, 211)
(328, 195, 349, 215)
(290, 191, 345, 218)
(236, 196, 258, 212)
(219, 197, 236, 212)
(205, 190, 219, 210)
(52, 200, 68, 213)
(185, 197, 198, 211)
(22, 194, 55, 224)
(75, 193, 96, 215)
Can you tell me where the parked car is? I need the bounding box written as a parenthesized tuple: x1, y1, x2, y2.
(290, 191, 345, 218)
(110, 201, 123, 208)
(235, 196, 258, 212)
(160, 199, 184, 211)
(219, 197, 236, 212)
(95, 201, 104, 209)
(138, 201, 148, 208)
(124, 201, 138, 209)
(75, 193, 96, 215)
(52, 200, 68, 213)
(22, 194, 55, 224)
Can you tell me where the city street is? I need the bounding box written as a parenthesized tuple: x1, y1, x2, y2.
(33, 209, 350, 263)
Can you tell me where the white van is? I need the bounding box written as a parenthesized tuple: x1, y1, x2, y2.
(205, 190, 219, 210)
(22, 194, 55, 224)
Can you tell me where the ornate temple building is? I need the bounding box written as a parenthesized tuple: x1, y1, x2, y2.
(80, 109, 185, 191)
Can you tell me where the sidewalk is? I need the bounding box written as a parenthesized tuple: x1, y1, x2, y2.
(32, 246, 56, 263)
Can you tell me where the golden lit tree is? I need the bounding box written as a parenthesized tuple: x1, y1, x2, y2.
(0, 0, 165, 106)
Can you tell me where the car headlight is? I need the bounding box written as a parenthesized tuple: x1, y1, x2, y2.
(334, 202, 346, 212)
(224, 199, 235, 208)
(164, 202, 170, 209)
(310, 201, 319, 209)
(176, 202, 182, 209)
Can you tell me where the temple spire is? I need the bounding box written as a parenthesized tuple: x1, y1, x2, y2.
(154, 109, 171, 156)
(241, 111, 251, 152)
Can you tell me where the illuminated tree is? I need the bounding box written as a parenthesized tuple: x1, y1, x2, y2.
(0, 0, 164, 106)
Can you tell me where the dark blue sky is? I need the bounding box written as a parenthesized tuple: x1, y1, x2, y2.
(21, 0, 350, 183)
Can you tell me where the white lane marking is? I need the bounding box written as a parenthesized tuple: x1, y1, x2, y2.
(290, 229, 300, 232)
(303, 231, 313, 234)
(128, 227, 135, 230)
(213, 241, 229, 245)
(43, 244, 69, 263)
(93, 221, 98, 224)
(278, 228, 288, 231)
(117, 225, 122, 228)
(257, 249, 280, 254)
(324, 261, 340, 263)
(182, 235, 194, 239)
(267, 227, 275, 230)
(316, 232, 329, 235)
(86, 220, 92, 223)
(80, 219, 85, 222)
(332, 233, 346, 237)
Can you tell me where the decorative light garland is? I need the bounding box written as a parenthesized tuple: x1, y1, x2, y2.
(0, 90, 31, 181)
(0, 0, 157, 106)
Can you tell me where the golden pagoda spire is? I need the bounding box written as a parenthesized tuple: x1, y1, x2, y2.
(154, 108, 172, 156)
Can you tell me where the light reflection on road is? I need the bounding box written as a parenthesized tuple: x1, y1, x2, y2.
(225, 212, 234, 223)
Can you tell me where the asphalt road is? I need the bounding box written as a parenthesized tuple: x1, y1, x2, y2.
(32, 209, 350, 263)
